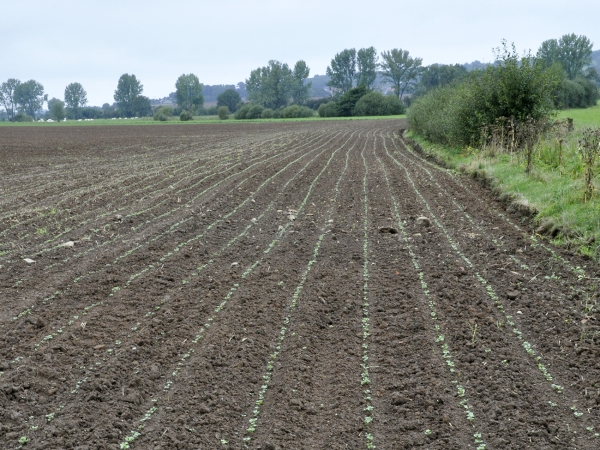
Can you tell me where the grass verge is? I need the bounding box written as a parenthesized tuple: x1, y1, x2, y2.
(404, 129, 600, 260)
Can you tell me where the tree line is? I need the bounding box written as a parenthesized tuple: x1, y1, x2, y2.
(2, 33, 596, 122)
(408, 34, 599, 147)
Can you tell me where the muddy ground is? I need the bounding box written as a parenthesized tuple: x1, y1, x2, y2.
(1, 120, 599, 449)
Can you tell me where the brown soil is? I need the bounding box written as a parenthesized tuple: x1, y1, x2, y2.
(1, 120, 599, 449)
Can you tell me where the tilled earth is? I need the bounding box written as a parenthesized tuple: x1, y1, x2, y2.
(1, 120, 599, 449)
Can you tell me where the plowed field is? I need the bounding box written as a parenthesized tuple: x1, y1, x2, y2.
(1, 120, 599, 449)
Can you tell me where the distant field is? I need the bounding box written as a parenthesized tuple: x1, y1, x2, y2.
(557, 100, 600, 127)
(0, 114, 406, 126)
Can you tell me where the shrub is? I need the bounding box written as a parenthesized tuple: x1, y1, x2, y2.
(14, 113, 34, 122)
(408, 42, 559, 146)
(273, 107, 284, 119)
(261, 108, 275, 119)
(246, 105, 264, 119)
(383, 95, 406, 115)
(179, 110, 194, 121)
(555, 77, 599, 108)
(206, 106, 218, 115)
(353, 92, 406, 116)
(234, 104, 252, 119)
(217, 106, 229, 120)
(153, 106, 173, 121)
(282, 105, 314, 118)
(336, 86, 368, 117)
(318, 102, 338, 117)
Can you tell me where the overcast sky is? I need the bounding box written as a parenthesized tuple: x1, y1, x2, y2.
(3, 0, 599, 105)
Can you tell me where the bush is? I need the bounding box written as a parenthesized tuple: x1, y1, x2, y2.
(180, 110, 194, 121)
(408, 42, 559, 146)
(246, 105, 264, 120)
(153, 106, 173, 121)
(273, 107, 284, 119)
(282, 105, 314, 118)
(206, 106, 218, 115)
(336, 86, 368, 117)
(318, 102, 338, 117)
(261, 108, 274, 119)
(217, 106, 229, 120)
(234, 104, 252, 119)
(14, 113, 34, 122)
(555, 77, 599, 108)
(384, 95, 406, 115)
(353, 92, 407, 116)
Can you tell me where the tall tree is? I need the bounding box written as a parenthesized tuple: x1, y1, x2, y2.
(415, 64, 468, 96)
(217, 88, 241, 112)
(379, 49, 423, 98)
(114, 74, 143, 117)
(14, 80, 47, 117)
(48, 98, 66, 121)
(537, 39, 560, 68)
(538, 34, 593, 79)
(175, 74, 204, 113)
(132, 95, 152, 117)
(246, 60, 294, 109)
(0, 78, 21, 120)
(357, 47, 378, 89)
(291, 60, 311, 105)
(326, 48, 357, 95)
(64, 82, 88, 119)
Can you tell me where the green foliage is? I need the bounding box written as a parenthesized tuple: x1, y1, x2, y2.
(357, 47, 378, 89)
(179, 110, 194, 121)
(383, 95, 406, 115)
(409, 41, 560, 146)
(64, 82, 87, 119)
(246, 60, 308, 109)
(306, 97, 334, 110)
(326, 48, 357, 95)
(153, 106, 173, 121)
(0, 78, 20, 120)
(380, 49, 423, 98)
(538, 34, 593, 80)
(246, 105, 264, 119)
(14, 113, 34, 122)
(291, 60, 311, 105)
(273, 107, 284, 119)
(317, 102, 338, 117)
(336, 86, 368, 117)
(175, 74, 204, 113)
(353, 92, 405, 116)
(217, 106, 229, 120)
(282, 105, 314, 118)
(202, 84, 236, 102)
(14, 80, 47, 117)
(132, 96, 152, 117)
(414, 64, 468, 97)
(206, 106, 218, 115)
(114, 74, 143, 117)
(217, 89, 241, 112)
(556, 77, 599, 108)
(48, 98, 66, 121)
(234, 104, 252, 119)
(261, 108, 274, 119)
